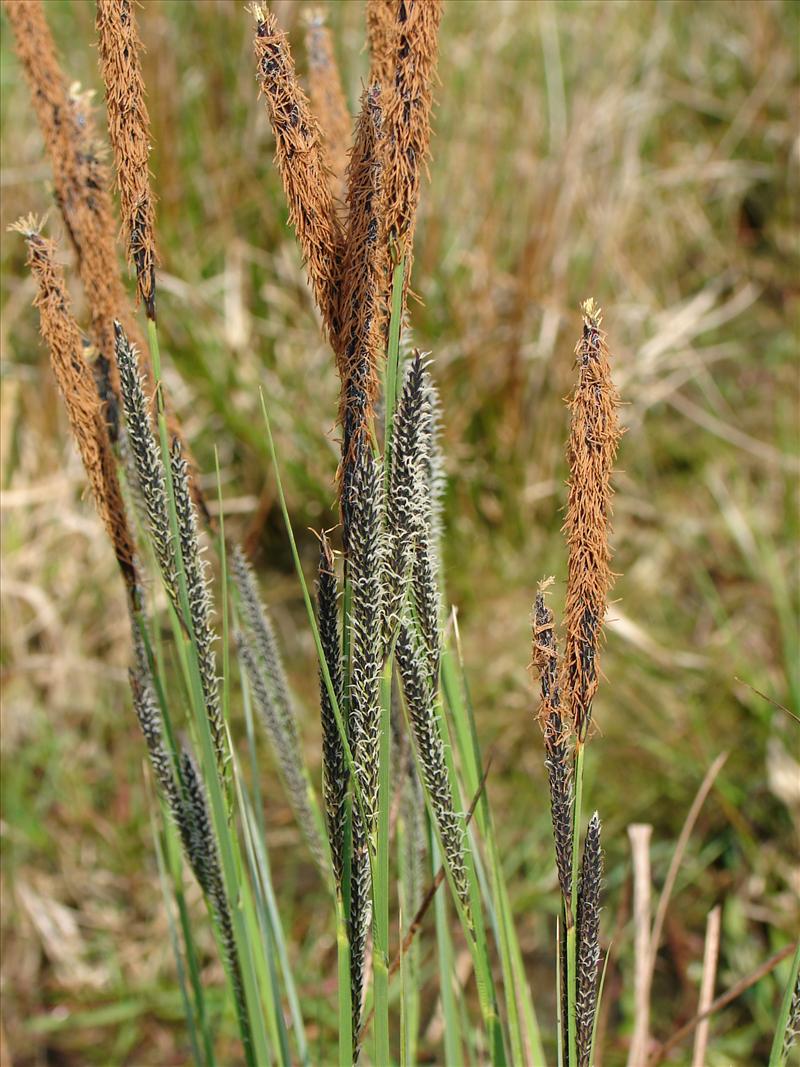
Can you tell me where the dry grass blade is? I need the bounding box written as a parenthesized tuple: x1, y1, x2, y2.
(627, 823, 653, 1067)
(304, 10, 350, 207)
(646, 942, 799, 1066)
(563, 299, 623, 737)
(252, 4, 345, 343)
(692, 905, 721, 1067)
(647, 752, 728, 982)
(96, 0, 157, 320)
(12, 219, 138, 602)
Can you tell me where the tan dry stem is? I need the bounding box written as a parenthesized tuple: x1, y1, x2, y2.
(253, 6, 345, 343)
(96, 0, 157, 320)
(304, 11, 351, 208)
(563, 299, 622, 737)
(13, 218, 138, 600)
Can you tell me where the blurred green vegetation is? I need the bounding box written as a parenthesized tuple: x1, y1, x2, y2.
(1, 1, 797, 1064)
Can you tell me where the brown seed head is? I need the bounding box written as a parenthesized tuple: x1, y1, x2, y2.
(338, 84, 389, 492)
(4, 3, 137, 385)
(252, 5, 345, 343)
(366, 0, 397, 86)
(380, 0, 442, 273)
(96, 0, 158, 320)
(12, 217, 139, 601)
(563, 300, 622, 737)
(304, 10, 350, 208)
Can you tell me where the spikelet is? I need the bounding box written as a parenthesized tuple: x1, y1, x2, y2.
(380, 0, 442, 278)
(252, 5, 344, 343)
(349, 807, 372, 1059)
(338, 84, 389, 503)
(129, 665, 186, 832)
(304, 10, 350, 207)
(533, 582, 573, 903)
(576, 811, 603, 1067)
(411, 513, 441, 682)
(408, 360, 443, 679)
(237, 634, 326, 870)
(170, 439, 227, 775)
(178, 747, 251, 1062)
(96, 0, 157, 320)
(782, 968, 800, 1061)
(346, 439, 385, 838)
(13, 220, 139, 600)
(114, 321, 178, 609)
(383, 353, 426, 648)
(366, 0, 397, 86)
(395, 621, 471, 920)
(230, 544, 299, 756)
(419, 369, 446, 566)
(563, 300, 622, 738)
(316, 534, 347, 887)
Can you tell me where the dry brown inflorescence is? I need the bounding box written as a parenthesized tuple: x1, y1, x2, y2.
(304, 10, 351, 208)
(338, 86, 390, 492)
(379, 0, 442, 278)
(366, 0, 397, 88)
(96, 0, 157, 321)
(563, 299, 623, 738)
(253, 4, 345, 345)
(3, 0, 146, 408)
(12, 218, 139, 601)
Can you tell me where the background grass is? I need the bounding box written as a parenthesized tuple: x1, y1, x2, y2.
(1, 0, 797, 1064)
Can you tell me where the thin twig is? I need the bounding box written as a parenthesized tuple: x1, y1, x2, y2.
(735, 677, 800, 725)
(647, 941, 798, 1066)
(647, 752, 728, 979)
(691, 905, 721, 1067)
(627, 824, 653, 1067)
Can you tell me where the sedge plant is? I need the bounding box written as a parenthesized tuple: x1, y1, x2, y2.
(9, 2, 796, 1065)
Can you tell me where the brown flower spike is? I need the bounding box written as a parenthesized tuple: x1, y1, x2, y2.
(563, 300, 622, 737)
(3, 1, 143, 398)
(13, 219, 138, 601)
(380, 0, 442, 271)
(253, 4, 345, 344)
(96, 0, 158, 320)
(366, 0, 397, 87)
(338, 84, 389, 505)
(304, 10, 351, 208)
